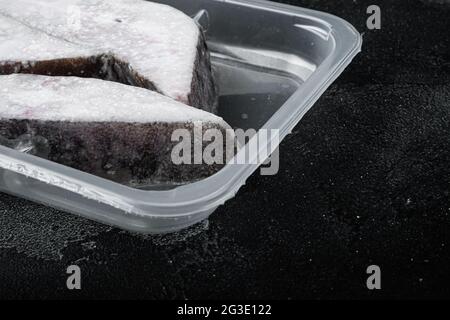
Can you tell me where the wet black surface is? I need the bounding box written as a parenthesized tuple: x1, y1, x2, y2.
(1, 0, 450, 299)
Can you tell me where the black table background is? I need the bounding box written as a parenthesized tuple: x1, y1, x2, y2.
(0, 0, 449, 299)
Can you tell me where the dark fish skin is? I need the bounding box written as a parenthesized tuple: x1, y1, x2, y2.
(189, 30, 218, 114)
(0, 119, 229, 188)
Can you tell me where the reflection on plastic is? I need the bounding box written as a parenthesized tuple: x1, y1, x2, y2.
(0, 134, 50, 158)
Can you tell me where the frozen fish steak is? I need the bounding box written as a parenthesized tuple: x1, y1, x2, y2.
(0, 0, 217, 112)
(0, 74, 232, 187)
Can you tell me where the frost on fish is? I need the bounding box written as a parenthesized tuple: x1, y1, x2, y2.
(0, 75, 232, 187)
(0, 0, 217, 112)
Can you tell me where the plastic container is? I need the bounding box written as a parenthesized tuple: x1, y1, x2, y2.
(0, 0, 362, 233)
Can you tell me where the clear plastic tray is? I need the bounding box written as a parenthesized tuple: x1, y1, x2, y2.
(0, 0, 362, 233)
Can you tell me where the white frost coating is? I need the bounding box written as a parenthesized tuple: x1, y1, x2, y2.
(0, 74, 226, 126)
(0, 15, 99, 61)
(0, 0, 200, 102)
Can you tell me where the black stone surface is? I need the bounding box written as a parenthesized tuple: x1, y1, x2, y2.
(0, 0, 449, 299)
